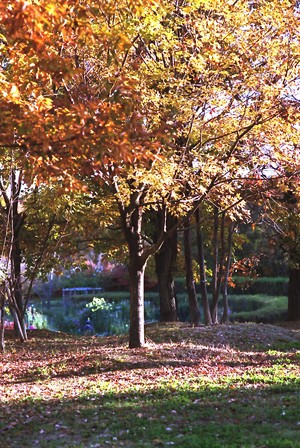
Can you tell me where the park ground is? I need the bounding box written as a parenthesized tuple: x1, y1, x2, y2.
(0, 322, 300, 448)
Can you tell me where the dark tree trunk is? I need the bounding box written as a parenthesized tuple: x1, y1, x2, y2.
(155, 213, 178, 322)
(10, 170, 27, 341)
(211, 210, 227, 324)
(115, 187, 149, 348)
(125, 201, 147, 348)
(155, 251, 178, 321)
(184, 217, 201, 326)
(221, 221, 234, 324)
(128, 258, 146, 348)
(195, 208, 212, 325)
(11, 239, 27, 341)
(288, 268, 300, 320)
(211, 206, 220, 323)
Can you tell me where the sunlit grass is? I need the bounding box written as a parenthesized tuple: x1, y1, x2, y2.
(0, 324, 299, 447)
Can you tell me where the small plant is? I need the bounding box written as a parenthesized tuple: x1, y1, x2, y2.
(81, 297, 128, 335)
(26, 306, 48, 330)
(86, 297, 113, 313)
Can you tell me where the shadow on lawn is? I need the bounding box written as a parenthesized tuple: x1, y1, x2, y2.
(3, 344, 300, 387)
(0, 378, 300, 448)
(1, 325, 300, 446)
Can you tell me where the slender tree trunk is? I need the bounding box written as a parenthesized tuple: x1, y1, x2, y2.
(0, 294, 5, 353)
(155, 251, 177, 321)
(288, 267, 300, 320)
(211, 210, 227, 323)
(195, 208, 212, 325)
(211, 206, 220, 323)
(6, 168, 27, 341)
(221, 221, 234, 324)
(155, 213, 178, 322)
(11, 241, 27, 341)
(184, 217, 200, 326)
(10, 306, 26, 342)
(119, 190, 149, 349)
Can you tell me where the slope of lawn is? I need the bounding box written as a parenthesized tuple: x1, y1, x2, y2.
(0, 322, 300, 448)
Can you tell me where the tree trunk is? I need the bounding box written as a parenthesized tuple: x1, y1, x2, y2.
(211, 210, 227, 323)
(288, 267, 300, 320)
(10, 306, 26, 342)
(195, 208, 212, 325)
(5, 168, 28, 341)
(155, 251, 177, 321)
(221, 221, 234, 324)
(155, 213, 178, 322)
(211, 206, 220, 323)
(128, 258, 146, 348)
(119, 189, 150, 349)
(11, 210, 27, 341)
(184, 217, 201, 326)
(0, 296, 5, 353)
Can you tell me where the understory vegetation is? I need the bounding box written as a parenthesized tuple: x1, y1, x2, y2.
(1, 323, 299, 447)
(28, 276, 289, 336)
(40, 293, 288, 336)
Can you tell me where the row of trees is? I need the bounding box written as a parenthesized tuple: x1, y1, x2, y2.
(0, 0, 299, 349)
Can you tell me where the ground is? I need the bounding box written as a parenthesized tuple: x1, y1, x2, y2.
(0, 322, 300, 447)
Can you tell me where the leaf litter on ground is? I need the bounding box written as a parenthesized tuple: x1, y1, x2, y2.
(0, 322, 300, 447)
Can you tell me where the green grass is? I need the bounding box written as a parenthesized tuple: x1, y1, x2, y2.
(1, 323, 299, 447)
(1, 374, 299, 447)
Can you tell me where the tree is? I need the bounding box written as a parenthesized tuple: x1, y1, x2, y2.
(0, 0, 159, 348)
(1, 0, 299, 348)
(259, 175, 300, 320)
(62, 0, 300, 344)
(0, 147, 102, 346)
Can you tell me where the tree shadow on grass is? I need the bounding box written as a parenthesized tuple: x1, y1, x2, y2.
(0, 379, 299, 448)
(2, 325, 300, 385)
(4, 342, 300, 386)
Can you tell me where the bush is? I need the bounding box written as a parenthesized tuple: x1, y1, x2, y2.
(175, 276, 289, 297)
(229, 277, 288, 296)
(47, 313, 79, 334)
(172, 293, 288, 325)
(78, 297, 159, 336)
(229, 295, 288, 324)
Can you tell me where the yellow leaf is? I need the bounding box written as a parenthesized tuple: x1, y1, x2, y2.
(10, 85, 20, 99)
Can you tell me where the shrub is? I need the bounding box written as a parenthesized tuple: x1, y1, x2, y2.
(175, 276, 289, 297)
(229, 277, 288, 296)
(229, 295, 288, 323)
(78, 297, 159, 336)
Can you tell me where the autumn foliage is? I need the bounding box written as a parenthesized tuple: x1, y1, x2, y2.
(0, 0, 299, 348)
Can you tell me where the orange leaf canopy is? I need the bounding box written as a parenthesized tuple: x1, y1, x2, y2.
(0, 0, 158, 183)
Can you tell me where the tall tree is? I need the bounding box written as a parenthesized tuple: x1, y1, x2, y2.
(259, 176, 300, 320)
(1, 0, 299, 348)
(0, 149, 100, 344)
(63, 0, 300, 344)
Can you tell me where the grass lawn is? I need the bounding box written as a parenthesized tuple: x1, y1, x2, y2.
(0, 322, 300, 447)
